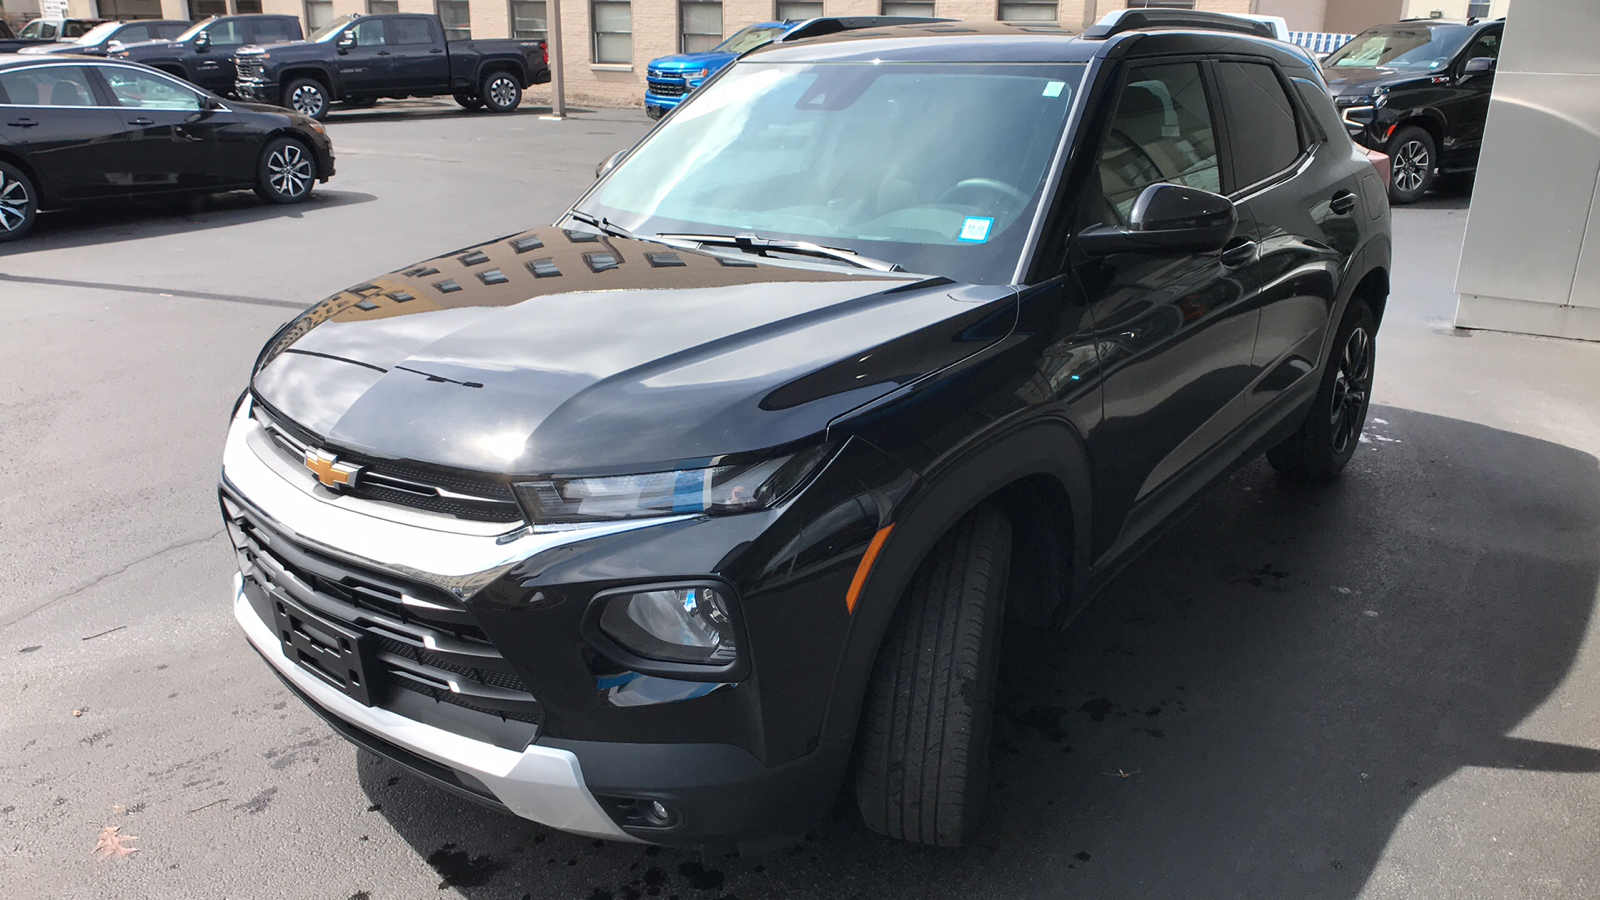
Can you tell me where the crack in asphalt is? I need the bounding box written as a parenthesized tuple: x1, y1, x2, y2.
(0, 273, 304, 310)
(0, 529, 227, 630)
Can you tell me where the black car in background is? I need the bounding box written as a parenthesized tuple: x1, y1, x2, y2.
(0, 56, 334, 242)
(110, 15, 302, 96)
(18, 20, 191, 58)
(221, 10, 1390, 851)
(1323, 17, 1503, 203)
(233, 13, 549, 119)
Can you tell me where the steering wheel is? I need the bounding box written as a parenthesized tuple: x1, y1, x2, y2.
(938, 178, 1029, 208)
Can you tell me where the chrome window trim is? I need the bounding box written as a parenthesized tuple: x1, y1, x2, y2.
(1012, 56, 1097, 286)
(0, 59, 232, 112)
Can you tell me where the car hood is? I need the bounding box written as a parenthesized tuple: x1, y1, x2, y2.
(236, 39, 319, 59)
(1321, 65, 1435, 97)
(250, 225, 1017, 476)
(647, 51, 737, 72)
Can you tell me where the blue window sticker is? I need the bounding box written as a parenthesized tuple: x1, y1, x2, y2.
(959, 216, 994, 243)
(1043, 80, 1066, 98)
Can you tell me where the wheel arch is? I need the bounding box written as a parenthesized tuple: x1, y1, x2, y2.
(1392, 111, 1445, 155)
(0, 148, 48, 208)
(477, 58, 525, 85)
(818, 418, 1093, 744)
(281, 66, 336, 99)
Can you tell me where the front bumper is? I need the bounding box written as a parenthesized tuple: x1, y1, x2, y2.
(236, 76, 275, 105)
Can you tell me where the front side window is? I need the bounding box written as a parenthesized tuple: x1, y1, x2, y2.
(21, 21, 59, 39)
(1324, 24, 1472, 70)
(998, 0, 1055, 23)
(393, 18, 436, 44)
(776, 1, 822, 21)
(0, 65, 98, 106)
(207, 19, 248, 47)
(102, 68, 202, 110)
(882, 1, 934, 16)
(681, 0, 721, 53)
(582, 61, 1086, 284)
(353, 18, 388, 45)
(1461, 29, 1501, 65)
(511, 0, 547, 41)
(593, 0, 631, 63)
(1215, 61, 1301, 188)
(1098, 62, 1220, 223)
(438, 0, 472, 40)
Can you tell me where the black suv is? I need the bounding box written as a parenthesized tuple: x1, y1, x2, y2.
(1323, 17, 1503, 203)
(220, 10, 1390, 851)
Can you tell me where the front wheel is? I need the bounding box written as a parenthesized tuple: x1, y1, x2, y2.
(855, 505, 1011, 847)
(254, 137, 317, 205)
(454, 91, 483, 111)
(0, 161, 38, 243)
(480, 71, 522, 113)
(1386, 125, 1435, 204)
(285, 78, 330, 121)
(1267, 301, 1377, 482)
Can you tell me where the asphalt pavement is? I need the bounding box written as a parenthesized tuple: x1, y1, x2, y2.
(2, 101, 1599, 900)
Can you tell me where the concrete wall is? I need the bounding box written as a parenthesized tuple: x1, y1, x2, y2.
(1323, 0, 1398, 33)
(1455, 0, 1600, 341)
(1256, 0, 1323, 32)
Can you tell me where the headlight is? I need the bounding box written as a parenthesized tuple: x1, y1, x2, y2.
(684, 68, 708, 78)
(513, 444, 832, 524)
(597, 585, 737, 666)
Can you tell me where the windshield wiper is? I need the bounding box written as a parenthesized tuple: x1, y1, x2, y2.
(654, 232, 905, 273)
(564, 210, 705, 252)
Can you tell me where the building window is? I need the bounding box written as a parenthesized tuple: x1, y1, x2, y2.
(438, 0, 471, 39)
(512, 0, 547, 40)
(191, 0, 227, 20)
(997, 0, 1054, 22)
(1125, 0, 1197, 7)
(303, 0, 335, 30)
(236, 0, 263, 13)
(882, 0, 933, 14)
(369, 0, 400, 12)
(776, 1, 822, 21)
(593, 0, 631, 63)
(681, 0, 721, 53)
(1467, 1, 1490, 16)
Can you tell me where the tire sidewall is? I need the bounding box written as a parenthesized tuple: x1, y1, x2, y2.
(285, 79, 329, 121)
(1386, 126, 1435, 204)
(256, 137, 316, 205)
(0, 161, 38, 243)
(1305, 302, 1377, 476)
(480, 71, 521, 113)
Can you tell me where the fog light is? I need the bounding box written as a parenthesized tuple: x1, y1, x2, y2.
(648, 801, 670, 821)
(598, 586, 737, 666)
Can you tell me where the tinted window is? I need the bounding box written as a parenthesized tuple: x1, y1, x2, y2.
(208, 20, 248, 47)
(63, 21, 92, 38)
(102, 68, 201, 110)
(0, 66, 99, 106)
(353, 18, 387, 45)
(116, 25, 150, 42)
(393, 17, 434, 43)
(1098, 62, 1220, 223)
(251, 19, 296, 43)
(1216, 62, 1301, 188)
(153, 23, 188, 39)
(1461, 28, 1501, 63)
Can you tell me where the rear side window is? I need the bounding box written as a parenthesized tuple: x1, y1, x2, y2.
(1215, 61, 1302, 189)
(251, 19, 297, 43)
(393, 18, 435, 44)
(0, 66, 99, 106)
(117, 25, 150, 42)
(1098, 62, 1222, 224)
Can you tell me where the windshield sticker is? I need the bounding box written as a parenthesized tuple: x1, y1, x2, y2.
(958, 217, 994, 243)
(1043, 80, 1066, 98)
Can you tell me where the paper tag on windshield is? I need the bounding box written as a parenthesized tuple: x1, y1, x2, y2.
(959, 217, 994, 243)
(1043, 81, 1066, 98)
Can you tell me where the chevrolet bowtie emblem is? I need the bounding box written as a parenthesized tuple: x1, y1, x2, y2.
(304, 450, 361, 489)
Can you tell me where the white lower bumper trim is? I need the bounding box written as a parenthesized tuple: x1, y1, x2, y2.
(233, 575, 634, 841)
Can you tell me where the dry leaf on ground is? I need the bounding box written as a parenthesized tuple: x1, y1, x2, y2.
(92, 826, 137, 861)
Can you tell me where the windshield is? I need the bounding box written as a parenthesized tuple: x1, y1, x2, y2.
(581, 61, 1084, 285)
(714, 24, 785, 55)
(1325, 24, 1472, 69)
(76, 21, 122, 44)
(311, 15, 358, 41)
(175, 18, 214, 41)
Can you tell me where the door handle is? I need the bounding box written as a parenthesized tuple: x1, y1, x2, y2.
(1219, 237, 1258, 268)
(128, 117, 154, 125)
(5, 118, 39, 127)
(429, 48, 443, 53)
(377, 50, 390, 56)
(1329, 190, 1358, 215)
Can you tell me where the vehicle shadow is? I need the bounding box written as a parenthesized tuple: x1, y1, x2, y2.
(321, 101, 581, 125)
(0, 189, 377, 254)
(357, 406, 1600, 899)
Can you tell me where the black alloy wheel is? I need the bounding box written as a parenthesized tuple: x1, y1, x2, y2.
(255, 137, 316, 205)
(0, 161, 37, 243)
(480, 71, 522, 113)
(286, 78, 330, 121)
(1387, 125, 1435, 204)
(1267, 301, 1377, 481)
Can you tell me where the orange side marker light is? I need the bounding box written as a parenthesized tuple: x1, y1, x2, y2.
(846, 525, 895, 614)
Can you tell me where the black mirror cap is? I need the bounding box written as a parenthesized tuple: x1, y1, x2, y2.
(1463, 56, 1496, 75)
(1079, 183, 1237, 256)
(199, 93, 223, 110)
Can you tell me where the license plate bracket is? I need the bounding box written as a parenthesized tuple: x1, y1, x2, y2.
(272, 593, 378, 706)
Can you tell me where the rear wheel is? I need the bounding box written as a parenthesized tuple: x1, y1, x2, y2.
(1386, 125, 1435, 204)
(855, 505, 1011, 847)
(0, 161, 37, 243)
(254, 137, 316, 205)
(1267, 301, 1377, 482)
(285, 78, 330, 121)
(454, 92, 483, 111)
(480, 71, 522, 113)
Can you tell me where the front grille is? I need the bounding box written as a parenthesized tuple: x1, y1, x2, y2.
(226, 501, 543, 727)
(235, 56, 265, 82)
(253, 404, 524, 524)
(648, 82, 689, 98)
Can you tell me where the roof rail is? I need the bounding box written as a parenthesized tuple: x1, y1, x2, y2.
(1083, 9, 1276, 41)
(780, 15, 956, 42)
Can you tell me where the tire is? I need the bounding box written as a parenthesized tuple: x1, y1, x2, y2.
(1267, 301, 1377, 482)
(855, 505, 1012, 847)
(0, 161, 38, 243)
(254, 137, 317, 205)
(454, 91, 483, 111)
(480, 70, 522, 113)
(1386, 125, 1435, 204)
(285, 78, 330, 121)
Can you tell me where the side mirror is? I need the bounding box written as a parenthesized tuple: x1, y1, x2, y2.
(199, 93, 223, 110)
(595, 149, 626, 179)
(1462, 56, 1496, 77)
(193, 31, 210, 51)
(106, 39, 123, 52)
(338, 30, 355, 50)
(1078, 183, 1237, 257)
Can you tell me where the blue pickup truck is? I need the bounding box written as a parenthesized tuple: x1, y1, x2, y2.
(644, 15, 948, 118)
